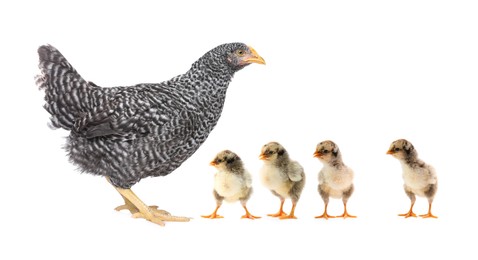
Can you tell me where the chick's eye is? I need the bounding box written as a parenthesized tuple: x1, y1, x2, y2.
(394, 148, 400, 152)
(216, 159, 222, 163)
(322, 150, 329, 154)
(267, 150, 274, 155)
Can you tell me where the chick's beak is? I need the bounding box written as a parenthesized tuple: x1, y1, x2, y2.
(210, 160, 218, 166)
(386, 150, 394, 155)
(313, 151, 322, 158)
(259, 154, 267, 160)
(244, 46, 266, 65)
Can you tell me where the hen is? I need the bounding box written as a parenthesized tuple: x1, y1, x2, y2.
(36, 43, 265, 226)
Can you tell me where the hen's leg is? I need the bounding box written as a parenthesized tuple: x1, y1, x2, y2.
(115, 195, 171, 215)
(110, 181, 190, 225)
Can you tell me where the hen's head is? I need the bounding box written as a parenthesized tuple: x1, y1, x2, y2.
(204, 43, 265, 72)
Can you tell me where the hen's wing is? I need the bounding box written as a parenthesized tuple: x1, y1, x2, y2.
(75, 84, 197, 146)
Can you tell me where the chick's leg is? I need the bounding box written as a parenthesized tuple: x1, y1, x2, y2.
(419, 202, 438, 218)
(280, 200, 298, 219)
(337, 192, 356, 218)
(420, 185, 438, 218)
(315, 202, 335, 219)
(202, 191, 225, 219)
(399, 189, 417, 218)
(316, 185, 334, 219)
(241, 203, 261, 220)
(337, 202, 356, 218)
(268, 198, 287, 217)
(201, 205, 223, 219)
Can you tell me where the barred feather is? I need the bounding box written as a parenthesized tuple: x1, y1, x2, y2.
(37, 43, 253, 188)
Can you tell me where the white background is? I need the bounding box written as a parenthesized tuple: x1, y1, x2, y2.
(1, 0, 477, 259)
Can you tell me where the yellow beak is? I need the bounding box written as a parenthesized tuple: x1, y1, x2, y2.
(244, 46, 266, 65)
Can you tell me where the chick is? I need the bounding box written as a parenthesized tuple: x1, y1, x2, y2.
(202, 150, 260, 219)
(387, 139, 438, 218)
(313, 140, 356, 219)
(259, 142, 305, 219)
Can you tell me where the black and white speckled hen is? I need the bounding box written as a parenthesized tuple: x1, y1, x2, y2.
(36, 43, 265, 226)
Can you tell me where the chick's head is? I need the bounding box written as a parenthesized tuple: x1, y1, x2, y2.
(259, 142, 287, 162)
(386, 139, 416, 160)
(210, 150, 243, 171)
(314, 140, 340, 163)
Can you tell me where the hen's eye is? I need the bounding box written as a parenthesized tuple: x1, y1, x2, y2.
(236, 50, 245, 56)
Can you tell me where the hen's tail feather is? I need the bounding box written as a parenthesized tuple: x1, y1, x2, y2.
(36, 45, 97, 131)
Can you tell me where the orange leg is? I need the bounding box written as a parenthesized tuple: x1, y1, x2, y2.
(268, 200, 287, 217)
(201, 205, 224, 219)
(315, 203, 335, 219)
(419, 202, 438, 218)
(280, 201, 298, 219)
(241, 205, 261, 220)
(399, 202, 417, 218)
(336, 202, 356, 218)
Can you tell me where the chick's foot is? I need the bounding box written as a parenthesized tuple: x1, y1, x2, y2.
(315, 212, 335, 219)
(201, 213, 224, 219)
(419, 212, 438, 218)
(398, 211, 417, 218)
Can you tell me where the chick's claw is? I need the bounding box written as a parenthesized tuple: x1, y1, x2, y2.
(279, 215, 297, 220)
(315, 213, 335, 219)
(398, 211, 417, 218)
(241, 213, 261, 220)
(267, 211, 288, 218)
(420, 213, 438, 219)
(201, 213, 224, 219)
